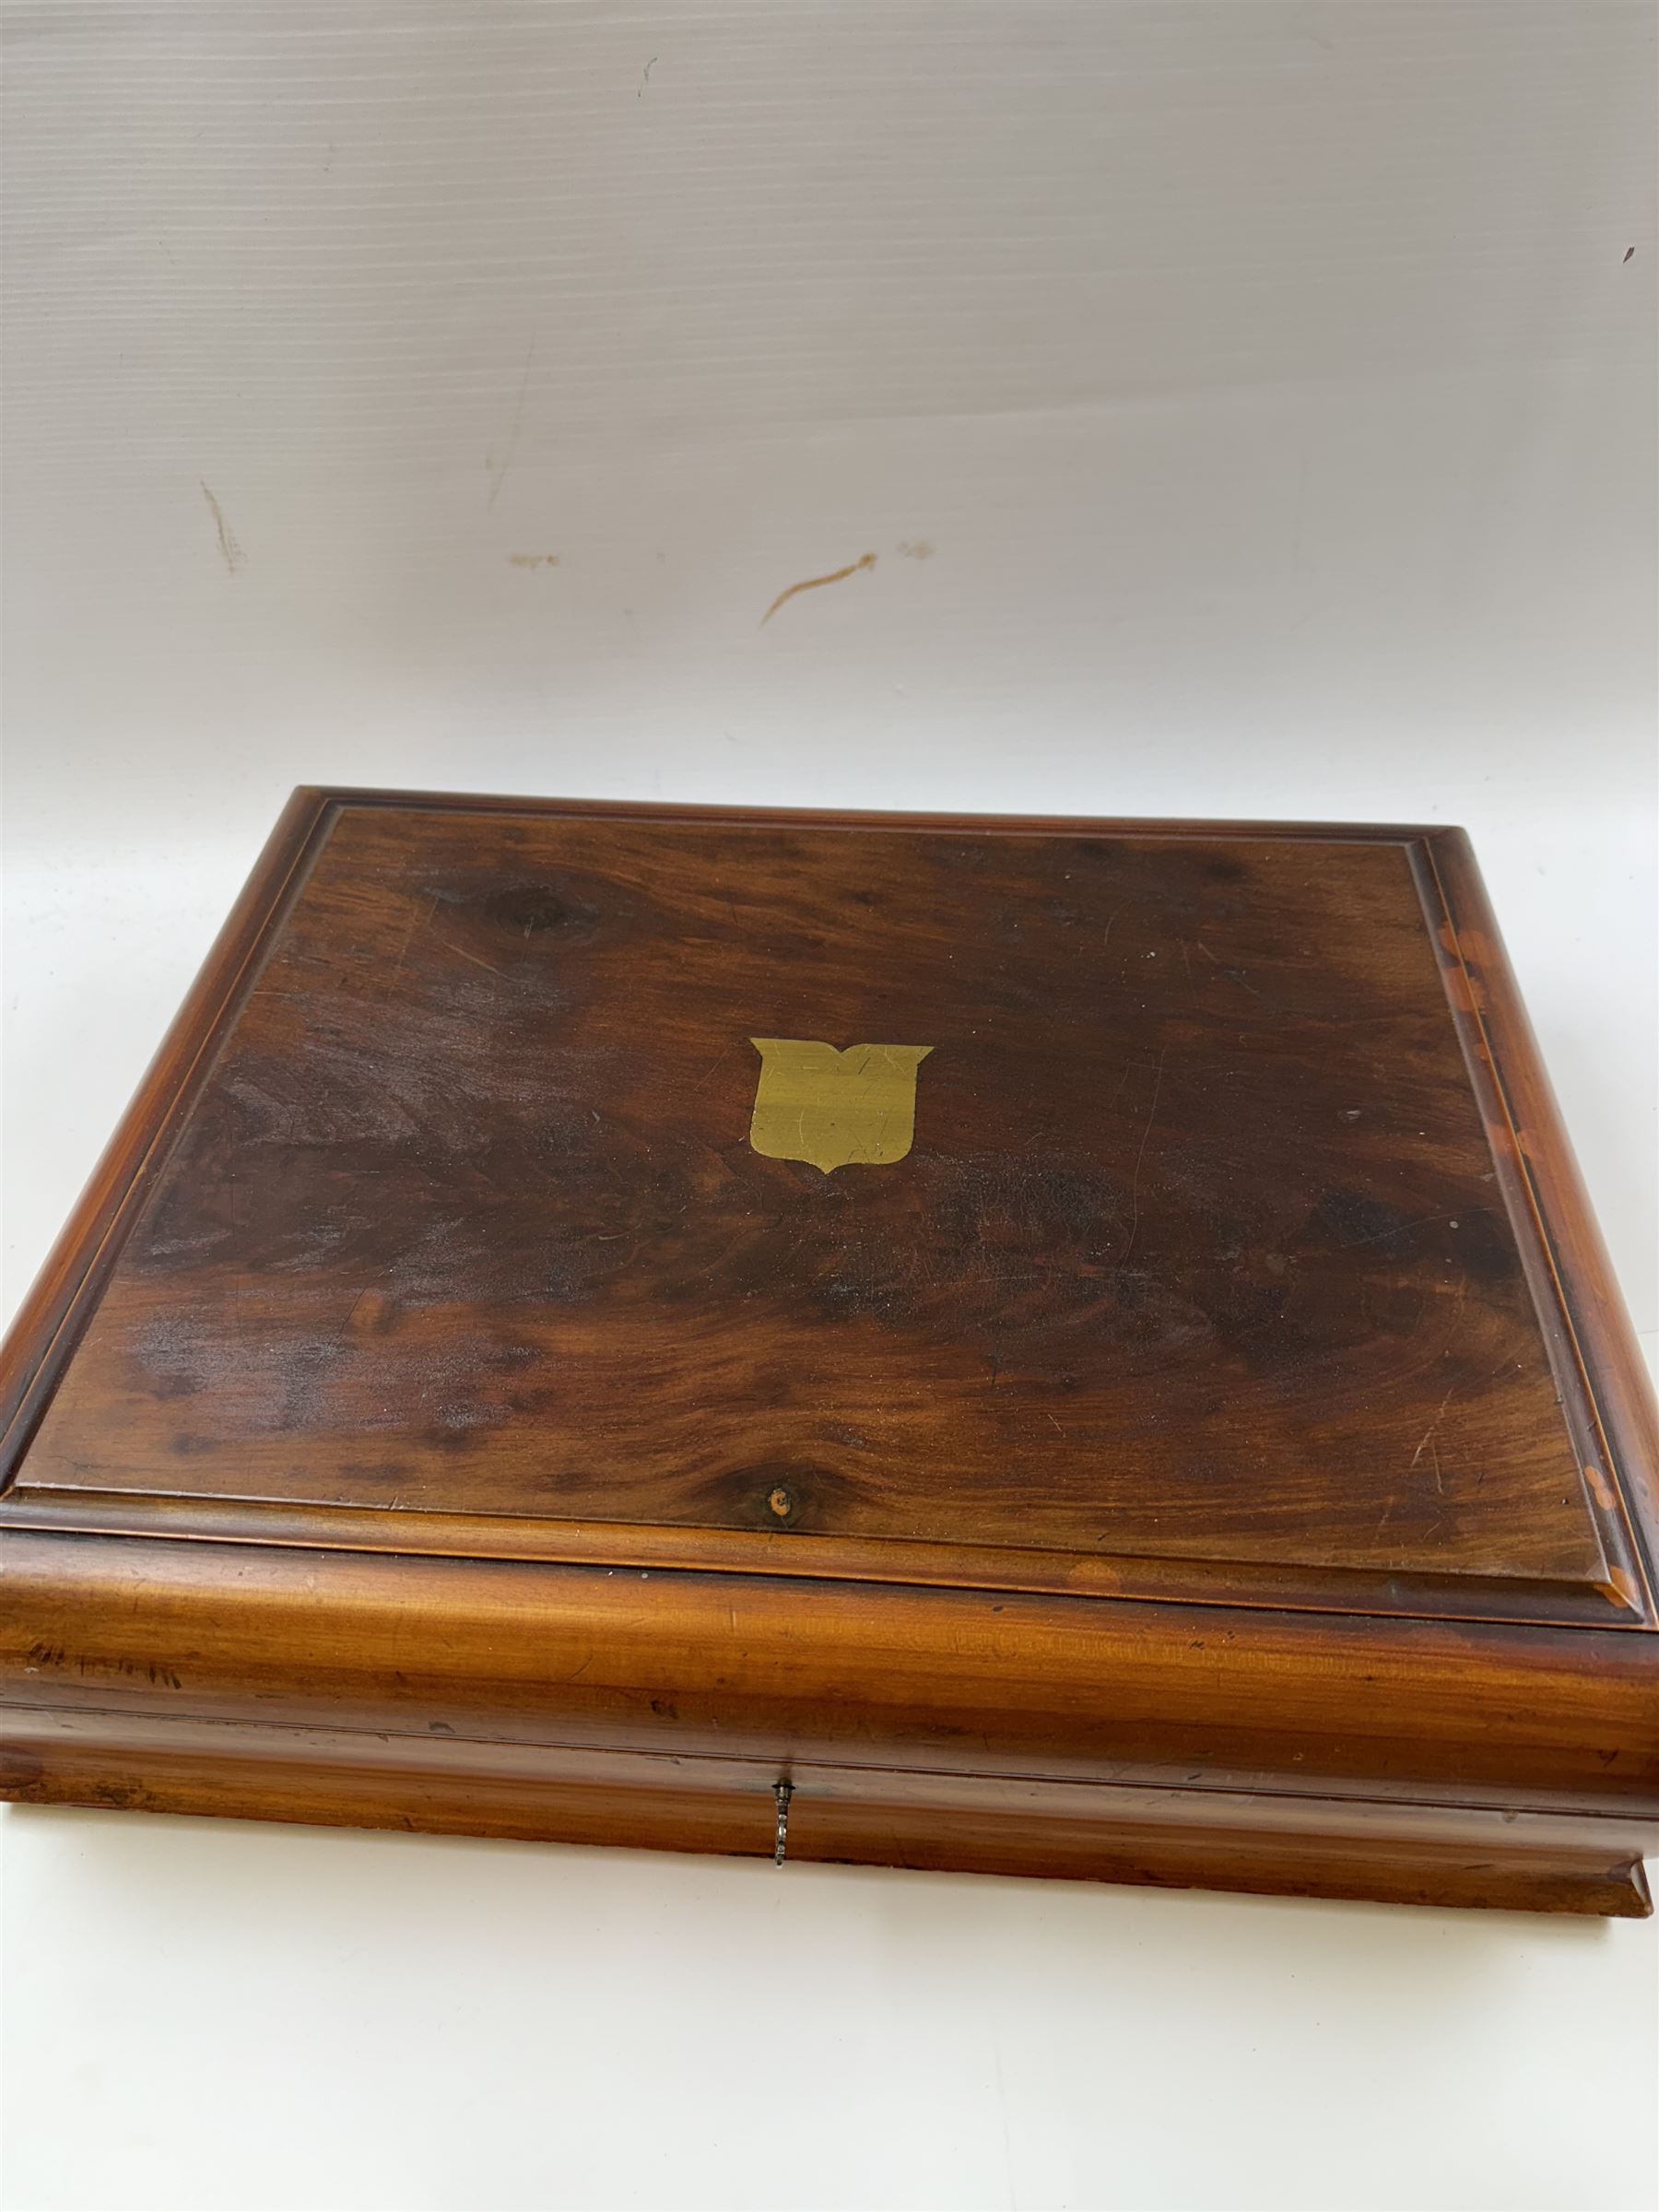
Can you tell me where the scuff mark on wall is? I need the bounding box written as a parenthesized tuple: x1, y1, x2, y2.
(200, 481, 244, 573)
(760, 551, 877, 626)
(488, 330, 536, 509)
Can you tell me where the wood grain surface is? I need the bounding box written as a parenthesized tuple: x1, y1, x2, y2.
(6, 794, 1650, 1622)
(2, 792, 1653, 1912)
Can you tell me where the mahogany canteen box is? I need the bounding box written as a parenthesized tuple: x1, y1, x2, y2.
(2, 790, 1655, 1916)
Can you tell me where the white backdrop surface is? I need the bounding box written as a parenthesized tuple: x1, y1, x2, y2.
(1, 6, 1655, 2209)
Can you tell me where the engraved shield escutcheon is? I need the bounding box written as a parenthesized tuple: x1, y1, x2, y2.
(747, 1040, 934, 1173)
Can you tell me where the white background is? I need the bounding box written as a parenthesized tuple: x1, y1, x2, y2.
(2, 5, 1655, 2208)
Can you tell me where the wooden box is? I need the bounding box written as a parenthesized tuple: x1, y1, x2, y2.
(3, 790, 1655, 1914)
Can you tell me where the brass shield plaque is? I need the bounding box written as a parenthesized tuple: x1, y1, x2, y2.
(747, 1040, 934, 1173)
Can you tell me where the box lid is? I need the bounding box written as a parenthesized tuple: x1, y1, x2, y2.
(3, 790, 1654, 1636)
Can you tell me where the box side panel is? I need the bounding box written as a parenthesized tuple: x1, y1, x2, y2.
(1423, 829, 1659, 1603)
(0, 788, 336, 1487)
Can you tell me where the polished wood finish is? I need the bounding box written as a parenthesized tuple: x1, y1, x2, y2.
(5, 1533, 1655, 1807)
(6, 1713, 1649, 1919)
(3, 792, 1654, 1912)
